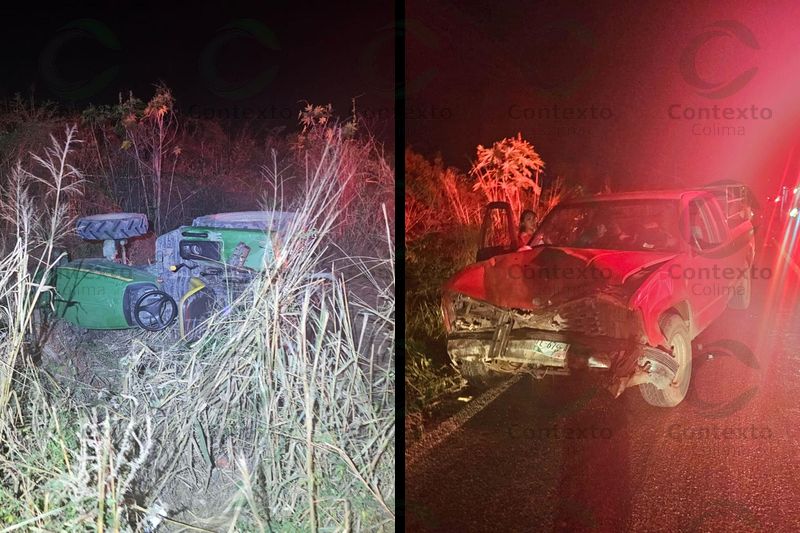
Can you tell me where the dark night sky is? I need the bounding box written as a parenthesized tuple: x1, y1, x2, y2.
(407, 0, 800, 199)
(0, 0, 394, 140)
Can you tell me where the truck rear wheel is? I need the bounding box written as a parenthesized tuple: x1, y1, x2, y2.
(640, 315, 692, 407)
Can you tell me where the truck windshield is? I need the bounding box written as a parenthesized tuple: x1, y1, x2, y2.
(533, 199, 682, 252)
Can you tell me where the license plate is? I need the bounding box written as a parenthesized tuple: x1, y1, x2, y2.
(532, 340, 569, 360)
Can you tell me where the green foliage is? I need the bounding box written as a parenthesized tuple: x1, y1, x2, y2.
(405, 221, 477, 421)
(406, 227, 478, 302)
(406, 299, 445, 351)
(405, 148, 481, 240)
(405, 148, 445, 207)
(404, 150, 484, 422)
(81, 92, 146, 137)
(405, 350, 463, 415)
(0, 392, 149, 531)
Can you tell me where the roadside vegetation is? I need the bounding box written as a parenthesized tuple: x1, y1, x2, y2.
(405, 137, 581, 441)
(0, 87, 394, 530)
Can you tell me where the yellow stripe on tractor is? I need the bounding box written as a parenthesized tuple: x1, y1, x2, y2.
(179, 277, 207, 339)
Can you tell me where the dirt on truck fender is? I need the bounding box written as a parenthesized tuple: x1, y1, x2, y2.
(442, 185, 756, 407)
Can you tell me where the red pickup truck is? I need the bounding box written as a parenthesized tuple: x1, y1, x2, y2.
(441, 186, 756, 407)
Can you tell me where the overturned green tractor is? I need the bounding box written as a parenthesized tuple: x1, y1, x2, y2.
(42, 211, 296, 341)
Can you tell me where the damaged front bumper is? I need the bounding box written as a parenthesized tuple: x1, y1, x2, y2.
(444, 294, 678, 396)
(448, 328, 677, 396)
(448, 328, 621, 373)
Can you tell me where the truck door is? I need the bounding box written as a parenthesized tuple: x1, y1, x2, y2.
(683, 195, 731, 330)
(477, 202, 519, 262)
(703, 193, 752, 301)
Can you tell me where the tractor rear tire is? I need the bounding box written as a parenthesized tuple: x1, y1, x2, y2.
(76, 213, 148, 241)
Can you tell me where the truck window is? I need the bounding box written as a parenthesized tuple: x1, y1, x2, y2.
(535, 199, 681, 252)
(688, 199, 721, 248)
(702, 197, 729, 242)
(709, 185, 751, 227)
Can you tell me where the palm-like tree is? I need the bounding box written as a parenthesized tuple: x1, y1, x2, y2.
(470, 133, 544, 220)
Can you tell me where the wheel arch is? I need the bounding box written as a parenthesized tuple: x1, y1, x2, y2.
(664, 300, 693, 336)
(642, 299, 694, 346)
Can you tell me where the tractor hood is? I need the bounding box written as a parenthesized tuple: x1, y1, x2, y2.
(191, 210, 297, 232)
(57, 258, 158, 283)
(444, 246, 676, 310)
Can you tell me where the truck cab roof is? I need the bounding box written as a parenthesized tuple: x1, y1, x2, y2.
(563, 188, 730, 205)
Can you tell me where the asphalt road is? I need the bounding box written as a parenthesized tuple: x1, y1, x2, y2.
(405, 242, 800, 531)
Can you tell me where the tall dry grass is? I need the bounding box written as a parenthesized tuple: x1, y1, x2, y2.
(0, 124, 395, 531)
(0, 126, 154, 530)
(0, 125, 82, 418)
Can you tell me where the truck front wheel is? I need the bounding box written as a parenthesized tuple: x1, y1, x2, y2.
(640, 315, 692, 407)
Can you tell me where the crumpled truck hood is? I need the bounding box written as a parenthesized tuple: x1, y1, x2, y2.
(444, 247, 677, 310)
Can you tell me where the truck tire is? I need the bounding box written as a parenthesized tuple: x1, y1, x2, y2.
(640, 315, 692, 407)
(728, 271, 751, 309)
(76, 213, 148, 241)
